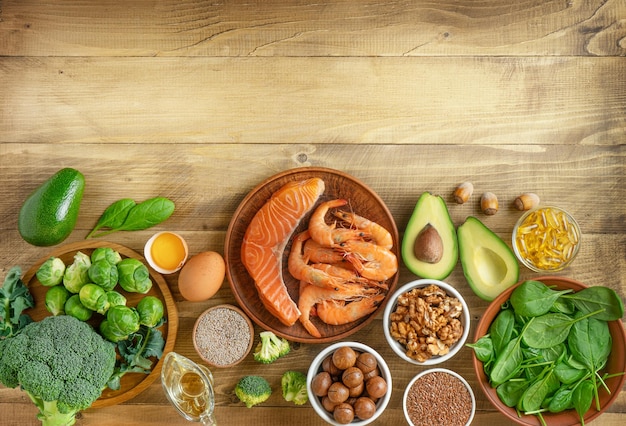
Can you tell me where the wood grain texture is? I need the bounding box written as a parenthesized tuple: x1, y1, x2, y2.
(1, 0, 624, 57)
(0, 0, 625, 425)
(1, 57, 625, 144)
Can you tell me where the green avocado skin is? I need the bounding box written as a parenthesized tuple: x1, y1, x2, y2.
(18, 168, 85, 246)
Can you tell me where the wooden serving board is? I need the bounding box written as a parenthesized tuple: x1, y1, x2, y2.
(21, 241, 178, 408)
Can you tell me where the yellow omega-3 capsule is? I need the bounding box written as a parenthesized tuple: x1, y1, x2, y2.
(514, 206, 580, 271)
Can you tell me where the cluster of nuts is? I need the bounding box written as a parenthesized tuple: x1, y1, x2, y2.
(389, 284, 464, 362)
(310, 346, 387, 424)
(453, 182, 540, 215)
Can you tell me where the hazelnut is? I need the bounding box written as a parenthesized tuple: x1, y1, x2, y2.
(414, 223, 443, 264)
(514, 193, 540, 211)
(453, 182, 474, 204)
(480, 192, 499, 215)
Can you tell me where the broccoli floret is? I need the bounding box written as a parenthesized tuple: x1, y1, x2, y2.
(253, 331, 290, 364)
(234, 375, 272, 408)
(0, 315, 116, 426)
(281, 371, 308, 405)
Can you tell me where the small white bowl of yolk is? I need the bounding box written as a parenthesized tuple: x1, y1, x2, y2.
(144, 231, 189, 274)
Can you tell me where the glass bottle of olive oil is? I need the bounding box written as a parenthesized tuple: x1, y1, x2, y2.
(161, 352, 216, 425)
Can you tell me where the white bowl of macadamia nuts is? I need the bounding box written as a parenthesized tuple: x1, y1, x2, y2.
(383, 279, 470, 365)
(307, 342, 392, 425)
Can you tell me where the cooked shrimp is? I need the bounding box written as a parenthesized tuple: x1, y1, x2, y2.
(316, 294, 386, 326)
(288, 230, 354, 291)
(303, 238, 346, 264)
(333, 210, 393, 250)
(340, 240, 398, 281)
(308, 199, 366, 247)
(298, 282, 376, 338)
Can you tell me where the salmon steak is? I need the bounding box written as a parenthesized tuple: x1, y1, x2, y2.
(241, 177, 325, 326)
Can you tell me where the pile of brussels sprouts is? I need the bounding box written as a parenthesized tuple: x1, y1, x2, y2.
(37, 247, 164, 342)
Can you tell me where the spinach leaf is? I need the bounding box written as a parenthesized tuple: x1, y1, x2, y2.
(490, 335, 525, 386)
(519, 369, 560, 412)
(117, 197, 175, 231)
(0, 266, 34, 339)
(510, 280, 573, 317)
(562, 286, 624, 321)
(87, 197, 175, 238)
(568, 315, 611, 373)
(490, 308, 516, 358)
(496, 379, 528, 407)
(467, 335, 494, 363)
(548, 387, 574, 413)
(86, 198, 136, 238)
(572, 380, 594, 425)
(522, 309, 603, 349)
(554, 360, 587, 384)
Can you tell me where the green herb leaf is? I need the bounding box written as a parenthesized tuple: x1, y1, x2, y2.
(522, 310, 603, 349)
(490, 308, 516, 357)
(490, 336, 524, 386)
(117, 197, 175, 231)
(87, 198, 136, 238)
(467, 335, 494, 363)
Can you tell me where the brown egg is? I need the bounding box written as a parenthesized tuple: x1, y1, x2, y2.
(177, 251, 225, 301)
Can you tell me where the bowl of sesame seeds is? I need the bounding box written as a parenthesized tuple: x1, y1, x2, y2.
(192, 304, 254, 368)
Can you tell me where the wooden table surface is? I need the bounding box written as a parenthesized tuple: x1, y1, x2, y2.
(1, 1, 625, 425)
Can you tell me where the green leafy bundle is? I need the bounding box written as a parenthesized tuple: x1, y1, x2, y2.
(468, 280, 624, 426)
(0, 266, 34, 339)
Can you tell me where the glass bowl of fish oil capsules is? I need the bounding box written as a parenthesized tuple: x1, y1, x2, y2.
(512, 206, 581, 272)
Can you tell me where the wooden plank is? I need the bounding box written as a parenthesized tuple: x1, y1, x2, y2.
(0, 0, 624, 57)
(1, 57, 625, 144)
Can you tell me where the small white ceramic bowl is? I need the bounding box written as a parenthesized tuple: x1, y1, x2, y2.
(144, 231, 189, 274)
(307, 342, 392, 426)
(403, 368, 475, 426)
(382, 279, 470, 365)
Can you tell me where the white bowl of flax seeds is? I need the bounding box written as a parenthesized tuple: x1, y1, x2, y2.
(403, 368, 475, 426)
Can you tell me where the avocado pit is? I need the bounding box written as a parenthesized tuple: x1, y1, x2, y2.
(414, 223, 443, 264)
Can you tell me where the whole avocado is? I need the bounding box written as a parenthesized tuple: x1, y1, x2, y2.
(18, 168, 85, 246)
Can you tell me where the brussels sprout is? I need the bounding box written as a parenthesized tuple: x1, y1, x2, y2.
(99, 319, 128, 342)
(117, 258, 152, 294)
(44, 285, 70, 316)
(107, 305, 140, 337)
(36, 257, 66, 287)
(79, 283, 110, 314)
(106, 290, 127, 308)
(136, 296, 164, 327)
(65, 294, 93, 321)
(63, 251, 91, 293)
(88, 259, 119, 291)
(91, 247, 123, 265)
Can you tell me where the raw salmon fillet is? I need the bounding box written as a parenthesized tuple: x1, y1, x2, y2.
(241, 177, 325, 326)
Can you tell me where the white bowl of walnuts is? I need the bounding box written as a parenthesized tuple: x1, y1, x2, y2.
(306, 342, 392, 425)
(383, 279, 470, 365)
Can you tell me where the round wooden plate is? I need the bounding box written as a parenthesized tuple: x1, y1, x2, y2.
(21, 241, 178, 408)
(224, 167, 400, 343)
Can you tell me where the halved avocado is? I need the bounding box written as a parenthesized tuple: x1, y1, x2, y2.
(401, 192, 458, 280)
(458, 216, 520, 301)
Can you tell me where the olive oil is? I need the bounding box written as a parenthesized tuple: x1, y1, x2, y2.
(161, 352, 216, 425)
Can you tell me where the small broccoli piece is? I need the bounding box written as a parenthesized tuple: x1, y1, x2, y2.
(0, 315, 116, 426)
(281, 371, 308, 405)
(253, 331, 290, 364)
(234, 375, 272, 408)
